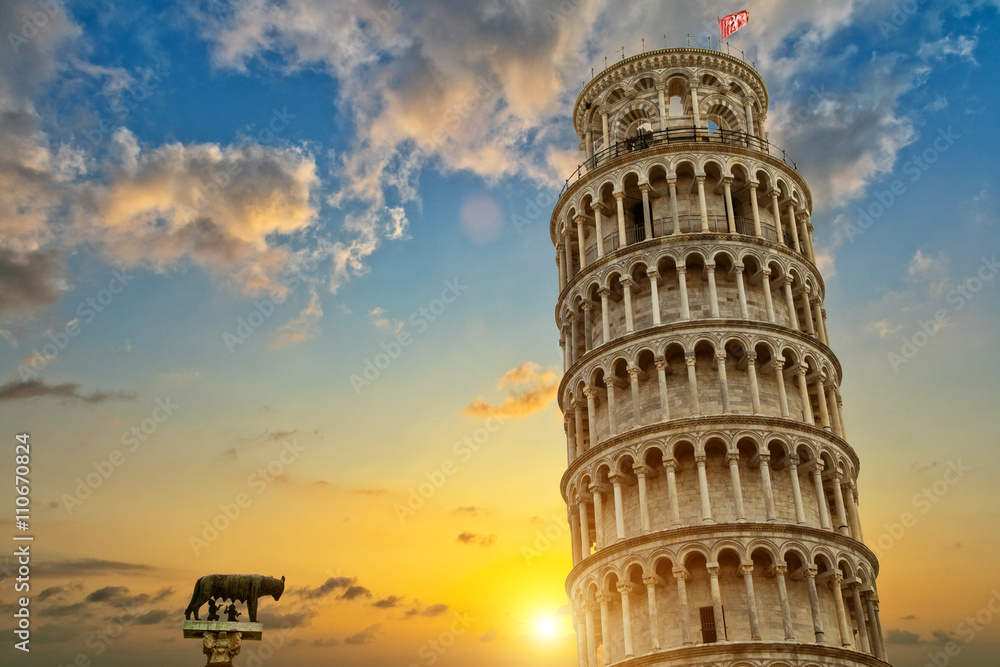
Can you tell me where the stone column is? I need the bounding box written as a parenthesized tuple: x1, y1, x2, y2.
(640, 184, 653, 240)
(569, 314, 579, 366)
(749, 182, 762, 237)
(565, 408, 576, 461)
(601, 112, 609, 150)
(585, 128, 594, 163)
(705, 262, 720, 317)
(723, 177, 736, 233)
(578, 497, 591, 557)
(594, 205, 605, 258)
(627, 365, 642, 428)
(597, 593, 613, 665)
(695, 454, 713, 523)
(598, 289, 611, 344)
(643, 576, 661, 650)
(801, 287, 816, 335)
(734, 264, 749, 318)
(657, 86, 667, 126)
(647, 270, 662, 325)
(691, 87, 702, 127)
(610, 474, 626, 541)
(796, 365, 814, 425)
(831, 574, 852, 648)
(745, 102, 756, 137)
(845, 481, 864, 542)
(786, 203, 801, 252)
(582, 301, 593, 352)
(747, 352, 762, 415)
(617, 583, 634, 658)
(831, 472, 849, 535)
(812, 297, 827, 344)
(614, 192, 627, 243)
(788, 457, 807, 524)
(728, 453, 747, 521)
(761, 269, 776, 323)
(558, 253, 566, 291)
(573, 400, 590, 456)
(758, 453, 777, 521)
(576, 215, 588, 269)
(773, 358, 790, 418)
(664, 459, 682, 527)
(564, 231, 575, 279)
(655, 359, 670, 420)
(850, 582, 871, 654)
(873, 598, 887, 661)
(585, 602, 598, 667)
(569, 505, 581, 565)
(621, 277, 635, 333)
(864, 591, 885, 660)
(584, 387, 598, 446)
(634, 465, 652, 533)
(605, 379, 619, 436)
(575, 606, 588, 667)
(774, 564, 795, 640)
(826, 382, 843, 437)
(685, 354, 701, 416)
(590, 483, 606, 549)
(560, 332, 568, 372)
(707, 563, 726, 639)
(695, 176, 710, 231)
(836, 393, 848, 440)
(742, 563, 762, 640)
(677, 266, 691, 320)
(781, 277, 799, 330)
(668, 178, 681, 234)
(805, 567, 825, 643)
(770, 190, 784, 245)
(812, 463, 832, 530)
(673, 569, 693, 645)
(715, 352, 731, 415)
(816, 375, 832, 431)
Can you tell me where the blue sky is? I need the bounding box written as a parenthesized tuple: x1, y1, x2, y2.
(1, 1, 999, 666)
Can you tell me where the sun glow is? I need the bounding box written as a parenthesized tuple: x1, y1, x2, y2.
(536, 617, 557, 637)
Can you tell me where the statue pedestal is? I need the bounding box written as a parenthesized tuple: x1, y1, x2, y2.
(184, 621, 263, 666)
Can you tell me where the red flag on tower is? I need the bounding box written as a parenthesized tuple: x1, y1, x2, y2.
(719, 10, 750, 40)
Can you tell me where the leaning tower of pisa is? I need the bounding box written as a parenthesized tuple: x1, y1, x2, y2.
(551, 46, 891, 667)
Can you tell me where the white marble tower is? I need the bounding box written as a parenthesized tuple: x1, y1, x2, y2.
(550, 46, 891, 667)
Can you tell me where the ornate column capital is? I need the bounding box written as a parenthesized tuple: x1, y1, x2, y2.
(672, 567, 689, 581)
(613, 191, 625, 202)
(632, 463, 655, 479)
(758, 453, 771, 465)
(695, 175, 707, 184)
(694, 454, 707, 465)
(740, 563, 755, 576)
(778, 275, 794, 287)
(663, 457, 678, 472)
(588, 482, 609, 496)
(722, 176, 734, 186)
(727, 452, 741, 465)
(706, 563, 721, 578)
(642, 575, 662, 588)
(581, 300, 593, 312)
(788, 455, 801, 468)
(597, 287, 610, 298)
(715, 351, 728, 364)
(583, 386, 598, 400)
(676, 265, 688, 276)
(848, 581, 863, 593)
(654, 359, 668, 372)
(596, 592, 614, 605)
(685, 354, 697, 367)
(748, 180, 759, 191)
(626, 365, 641, 379)
(616, 582, 634, 595)
(620, 276, 634, 290)
(745, 351, 758, 364)
(733, 263, 745, 273)
(574, 214, 587, 225)
(705, 261, 717, 271)
(773, 565, 788, 576)
(667, 177, 678, 187)
(646, 268, 660, 281)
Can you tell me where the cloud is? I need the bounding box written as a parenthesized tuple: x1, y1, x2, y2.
(344, 623, 382, 645)
(457, 532, 496, 547)
(372, 595, 403, 609)
(339, 585, 373, 601)
(0, 379, 136, 404)
(885, 628, 922, 644)
(480, 628, 499, 642)
(367, 307, 404, 335)
(33, 559, 152, 576)
(463, 362, 559, 418)
(314, 637, 340, 646)
(933, 629, 956, 643)
(135, 609, 171, 625)
(257, 610, 310, 629)
(85, 586, 131, 603)
(918, 34, 979, 64)
(34, 623, 81, 643)
(0, 248, 67, 316)
(40, 602, 89, 617)
(270, 289, 323, 348)
(406, 603, 449, 617)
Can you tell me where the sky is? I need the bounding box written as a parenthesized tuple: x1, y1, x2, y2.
(0, 0, 999, 665)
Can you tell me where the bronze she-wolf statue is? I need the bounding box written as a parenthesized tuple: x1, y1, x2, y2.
(185, 574, 285, 623)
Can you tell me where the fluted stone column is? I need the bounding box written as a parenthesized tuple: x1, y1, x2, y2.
(618, 583, 635, 658)
(728, 453, 747, 522)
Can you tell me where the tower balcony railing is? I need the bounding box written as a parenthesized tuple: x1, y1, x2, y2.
(560, 126, 798, 196)
(583, 214, 783, 265)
